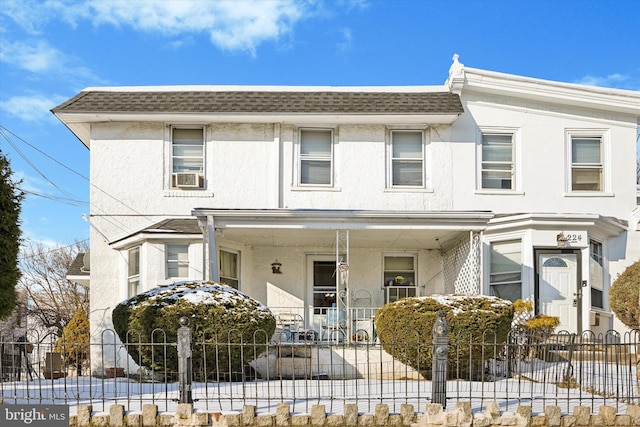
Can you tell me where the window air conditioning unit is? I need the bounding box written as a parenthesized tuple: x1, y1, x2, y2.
(173, 173, 202, 188)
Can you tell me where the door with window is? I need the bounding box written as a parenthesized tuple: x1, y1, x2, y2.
(307, 256, 339, 331)
(538, 253, 579, 333)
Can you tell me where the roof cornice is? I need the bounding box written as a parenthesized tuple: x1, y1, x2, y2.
(192, 208, 494, 230)
(487, 213, 627, 237)
(461, 67, 640, 119)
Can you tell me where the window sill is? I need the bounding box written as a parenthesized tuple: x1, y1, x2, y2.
(475, 190, 524, 196)
(564, 192, 614, 198)
(384, 187, 434, 193)
(163, 189, 214, 198)
(291, 186, 342, 192)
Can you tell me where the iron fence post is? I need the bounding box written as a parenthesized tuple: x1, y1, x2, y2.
(432, 310, 448, 408)
(177, 316, 193, 404)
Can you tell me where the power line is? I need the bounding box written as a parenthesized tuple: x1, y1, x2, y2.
(0, 125, 89, 181)
(21, 189, 88, 207)
(0, 127, 78, 199)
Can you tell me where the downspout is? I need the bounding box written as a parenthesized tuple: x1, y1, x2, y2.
(275, 123, 282, 208)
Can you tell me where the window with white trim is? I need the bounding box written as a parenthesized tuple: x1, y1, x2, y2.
(489, 240, 522, 302)
(590, 239, 604, 309)
(219, 249, 239, 289)
(481, 133, 514, 190)
(570, 135, 603, 191)
(166, 244, 189, 278)
(127, 246, 140, 297)
(390, 131, 424, 187)
(299, 129, 333, 186)
(383, 255, 416, 303)
(171, 128, 204, 188)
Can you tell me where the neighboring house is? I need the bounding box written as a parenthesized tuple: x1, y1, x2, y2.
(53, 55, 640, 373)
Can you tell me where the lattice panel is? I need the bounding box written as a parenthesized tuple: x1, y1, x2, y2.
(442, 232, 481, 295)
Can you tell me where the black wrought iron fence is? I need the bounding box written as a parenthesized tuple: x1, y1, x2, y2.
(0, 325, 637, 415)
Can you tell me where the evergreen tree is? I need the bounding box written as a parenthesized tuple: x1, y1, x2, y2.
(0, 149, 23, 320)
(609, 260, 640, 329)
(55, 308, 90, 376)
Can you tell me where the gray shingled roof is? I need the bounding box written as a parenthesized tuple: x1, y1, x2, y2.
(67, 253, 89, 277)
(52, 90, 463, 115)
(144, 218, 202, 234)
(109, 218, 202, 246)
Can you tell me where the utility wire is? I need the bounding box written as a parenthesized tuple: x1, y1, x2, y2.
(18, 238, 90, 260)
(0, 125, 89, 181)
(2, 125, 205, 277)
(21, 189, 88, 207)
(0, 124, 155, 229)
(0, 127, 77, 199)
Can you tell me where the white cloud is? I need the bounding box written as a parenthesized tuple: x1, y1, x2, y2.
(574, 73, 629, 88)
(3, 0, 308, 55)
(337, 27, 353, 53)
(0, 39, 63, 73)
(0, 94, 66, 122)
(0, 39, 106, 86)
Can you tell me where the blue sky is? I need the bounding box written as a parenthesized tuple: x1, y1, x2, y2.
(1, 0, 639, 248)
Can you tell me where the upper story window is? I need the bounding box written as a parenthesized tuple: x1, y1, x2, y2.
(127, 246, 140, 298)
(299, 129, 333, 186)
(172, 128, 204, 189)
(489, 240, 522, 302)
(390, 131, 424, 187)
(570, 135, 603, 192)
(166, 244, 189, 278)
(220, 249, 239, 289)
(481, 133, 514, 190)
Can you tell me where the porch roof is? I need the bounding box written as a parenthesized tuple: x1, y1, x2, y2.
(192, 208, 493, 250)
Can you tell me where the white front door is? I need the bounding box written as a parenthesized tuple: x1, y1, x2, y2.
(538, 253, 578, 333)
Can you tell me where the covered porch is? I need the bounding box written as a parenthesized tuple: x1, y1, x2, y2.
(193, 208, 493, 343)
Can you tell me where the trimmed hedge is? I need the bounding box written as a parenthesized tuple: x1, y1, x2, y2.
(112, 281, 276, 381)
(374, 294, 514, 379)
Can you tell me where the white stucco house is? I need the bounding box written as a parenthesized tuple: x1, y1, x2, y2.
(54, 55, 640, 371)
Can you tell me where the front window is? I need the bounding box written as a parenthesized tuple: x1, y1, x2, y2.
(299, 129, 333, 186)
(127, 246, 140, 297)
(166, 244, 189, 278)
(571, 136, 602, 191)
(172, 128, 204, 188)
(489, 240, 522, 302)
(391, 131, 424, 187)
(383, 255, 416, 303)
(590, 239, 604, 309)
(220, 250, 239, 289)
(481, 133, 514, 189)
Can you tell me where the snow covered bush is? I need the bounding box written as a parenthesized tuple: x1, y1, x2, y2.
(374, 294, 514, 379)
(112, 281, 276, 381)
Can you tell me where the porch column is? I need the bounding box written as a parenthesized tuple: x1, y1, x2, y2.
(198, 215, 219, 282)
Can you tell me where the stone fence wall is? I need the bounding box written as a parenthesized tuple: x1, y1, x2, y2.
(68, 402, 640, 427)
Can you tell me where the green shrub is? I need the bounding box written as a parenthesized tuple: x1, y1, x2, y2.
(609, 260, 640, 329)
(374, 294, 514, 379)
(112, 281, 276, 381)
